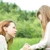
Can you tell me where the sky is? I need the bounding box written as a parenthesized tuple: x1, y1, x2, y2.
(3, 0, 50, 11)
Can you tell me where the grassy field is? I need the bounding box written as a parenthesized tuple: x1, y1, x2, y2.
(10, 38, 41, 50)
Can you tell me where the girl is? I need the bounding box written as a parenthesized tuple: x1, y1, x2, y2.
(20, 5, 50, 50)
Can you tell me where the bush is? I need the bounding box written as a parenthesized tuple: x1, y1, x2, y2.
(16, 18, 42, 38)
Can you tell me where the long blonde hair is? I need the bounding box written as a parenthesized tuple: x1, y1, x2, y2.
(37, 5, 50, 38)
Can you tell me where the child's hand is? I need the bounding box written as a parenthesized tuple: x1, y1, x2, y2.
(27, 47, 32, 50)
(20, 43, 30, 50)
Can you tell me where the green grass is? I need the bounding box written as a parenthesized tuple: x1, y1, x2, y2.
(10, 38, 41, 50)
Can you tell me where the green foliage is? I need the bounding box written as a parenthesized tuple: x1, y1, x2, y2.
(17, 18, 42, 38)
(0, 1, 42, 38)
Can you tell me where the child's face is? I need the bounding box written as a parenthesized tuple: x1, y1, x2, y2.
(38, 14, 42, 23)
(6, 22, 17, 38)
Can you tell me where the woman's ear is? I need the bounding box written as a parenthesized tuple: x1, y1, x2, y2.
(3, 27, 7, 32)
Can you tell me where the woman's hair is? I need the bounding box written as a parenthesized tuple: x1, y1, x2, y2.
(0, 20, 14, 49)
(37, 5, 50, 38)
(0, 20, 13, 36)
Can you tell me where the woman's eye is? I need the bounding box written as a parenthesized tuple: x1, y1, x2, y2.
(13, 27, 15, 28)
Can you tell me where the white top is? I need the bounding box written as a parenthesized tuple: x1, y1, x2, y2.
(0, 35, 7, 50)
(30, 22, 50, 50)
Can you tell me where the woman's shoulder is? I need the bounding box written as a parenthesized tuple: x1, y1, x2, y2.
(0, 35, 7, 50)
(0, 35, 5, 38)
(0, 35, 5, 41)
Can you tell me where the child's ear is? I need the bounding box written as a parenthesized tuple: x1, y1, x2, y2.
(3, 27, 7, 31)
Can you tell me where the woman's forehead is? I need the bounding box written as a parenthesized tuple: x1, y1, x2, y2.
(9, 22, 15, 27)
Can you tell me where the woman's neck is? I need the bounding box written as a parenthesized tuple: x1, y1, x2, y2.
(5, 34, 11, 42)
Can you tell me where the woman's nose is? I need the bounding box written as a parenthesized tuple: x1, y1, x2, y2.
(15, 29, 17, 32)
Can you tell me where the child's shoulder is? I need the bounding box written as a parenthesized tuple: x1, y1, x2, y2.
(46, 22, 50, 29)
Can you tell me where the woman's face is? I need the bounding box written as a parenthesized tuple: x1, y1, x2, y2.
(5, 22, 17, 38)
(38, 14, 42, 23)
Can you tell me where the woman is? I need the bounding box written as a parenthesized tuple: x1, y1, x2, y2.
(20, 5, 50, 50)
(0, 20, 17, 50)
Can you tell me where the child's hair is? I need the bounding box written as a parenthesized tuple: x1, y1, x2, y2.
(37, 5, 50, 38)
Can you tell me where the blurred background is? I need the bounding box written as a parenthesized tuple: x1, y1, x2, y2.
(0, 0, 49, 50)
